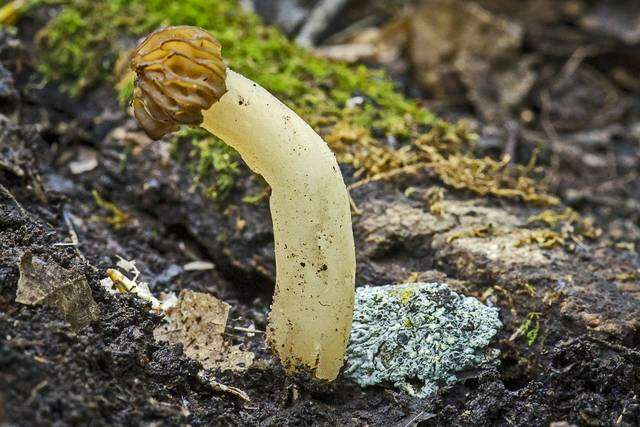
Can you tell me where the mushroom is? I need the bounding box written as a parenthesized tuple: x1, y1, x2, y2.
(130, 26, 356, 380)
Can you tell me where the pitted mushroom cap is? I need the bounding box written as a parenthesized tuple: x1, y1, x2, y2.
(130, 26, 228, 140)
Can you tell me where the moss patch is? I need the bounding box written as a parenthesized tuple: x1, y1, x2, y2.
(512, 312, 541, 347)
(446, 224, 494, 244)
(30, 0, 556, 204)
(517, 207, 602, 249)
(92, 189, 132, 229)
(176, 128, 240, 201)
(516, 229, 565, 249)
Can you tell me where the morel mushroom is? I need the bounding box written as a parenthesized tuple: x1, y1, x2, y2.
(131, 26, 356, 380)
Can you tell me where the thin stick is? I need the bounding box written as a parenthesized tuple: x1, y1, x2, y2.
(402, 408, 435, 427)
(348, 193, 362, 216)
(56, 208, 85, 260)
(230, 326, 265, 335)
(296, 0, 349, 47)
(0, 182, 27, 216)
(348, 163, 431, 191)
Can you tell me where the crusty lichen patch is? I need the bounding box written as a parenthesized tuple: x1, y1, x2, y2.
(29, 0, 556, 204)
(345, 282, 501, 397)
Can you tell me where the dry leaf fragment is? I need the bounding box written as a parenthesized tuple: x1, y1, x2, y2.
(154, 290, 254, 372)
(16, 251, 100, 329)
(115, 256, 140, 279)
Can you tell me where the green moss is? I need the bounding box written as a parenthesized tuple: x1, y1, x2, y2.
(33, 0, 435, 135)
(29, 0, 556, 205)
(116, 74, 134, 109)
(176, 128, 240, 201)
(514, 312, 541, 347)
(242, 191, 268, 205)
(32, 1, 119, 97)
(92, 189, 132, 229)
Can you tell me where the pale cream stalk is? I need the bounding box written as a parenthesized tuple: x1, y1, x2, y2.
(202, 70, 356, 380)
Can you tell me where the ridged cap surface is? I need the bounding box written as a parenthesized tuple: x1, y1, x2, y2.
(131, 26, 227, 139)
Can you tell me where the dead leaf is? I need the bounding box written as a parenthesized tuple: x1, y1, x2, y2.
(542, 65, 625, 132)
(16, 251, 100, 329)
(154, 290, 254, 372)
(455, 53, 537, 123)
(408, 0, 521, 88)
(316, 18, 408, 66)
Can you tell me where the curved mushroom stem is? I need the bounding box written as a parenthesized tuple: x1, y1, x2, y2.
(201, 70, 356, 380)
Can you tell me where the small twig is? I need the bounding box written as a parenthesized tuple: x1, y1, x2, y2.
(594, 172, 638, 193)
(323, 14, 378, 45)
(0, 182, 27, 216)
(230, 326, 265, 335)
(197, 370, 252, 403)
(402, 408, 435, 427)
(222, 332, 247, 339)
(63, 209, 80, 244)
(557, 45, 601, 86)
(539, 91, 562, 190)
(502, 120, 520, 160)
(570, 234, 588, 251)
(25, 380, 48, 406)
(348, 193, 362, 216)
(348, 163, 430, 191)
(296, 0, 350, 47)
(54, 208, 85, 260)
(586, 335, 640, 360)
(616, 395, 638, 425)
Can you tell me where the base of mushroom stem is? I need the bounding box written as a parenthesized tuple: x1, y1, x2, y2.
(344, 282, 502, 397)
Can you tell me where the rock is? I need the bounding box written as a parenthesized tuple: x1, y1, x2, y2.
(345, 282, 501, 397)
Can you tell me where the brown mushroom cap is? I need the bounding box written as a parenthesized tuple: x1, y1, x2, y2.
(130, 26, 228, 140)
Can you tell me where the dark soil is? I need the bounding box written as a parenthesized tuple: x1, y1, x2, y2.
(2, 1, 640, 426)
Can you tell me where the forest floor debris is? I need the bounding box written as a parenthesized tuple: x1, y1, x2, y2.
(154, 290, 255, 373)
(1, 0, 639, 425)
(16, 251, 100, 329)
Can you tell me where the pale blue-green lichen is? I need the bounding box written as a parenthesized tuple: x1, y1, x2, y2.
(345, 282, 501, 397)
